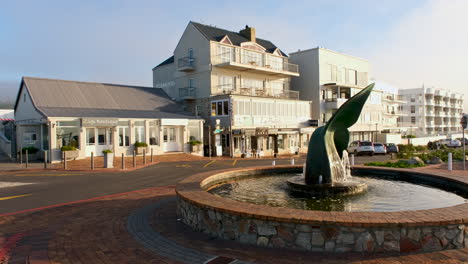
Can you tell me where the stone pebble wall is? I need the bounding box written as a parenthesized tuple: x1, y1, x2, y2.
(177, 196, 468, 254)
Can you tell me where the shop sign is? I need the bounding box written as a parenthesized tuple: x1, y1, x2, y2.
(82, 118, 119, 127)
(256, 127, 269, 137)
(244, 129, 256, 136)
(268, 128, 278, 135)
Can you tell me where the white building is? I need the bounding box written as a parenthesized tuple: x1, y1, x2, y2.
(398, 87, 464, 137)
(152, 22, 313, 157)
(289, 48, 401, 143)
(14, 77, 204, 162)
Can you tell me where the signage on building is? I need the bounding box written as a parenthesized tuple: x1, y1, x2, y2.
(82, 118, 119, 127)
(309, 120, 319, 127)
(268, 128, 278, 135)
(256, 128, 269, 137)
(244, 129, 256, 136)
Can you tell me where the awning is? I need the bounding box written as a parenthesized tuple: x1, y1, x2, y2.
(213, 129, 223, 134)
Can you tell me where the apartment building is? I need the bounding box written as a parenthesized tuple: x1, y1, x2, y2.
(289, 48, 399, 142)
(398, 87, 464, 137)
(153, 22, 313, 157)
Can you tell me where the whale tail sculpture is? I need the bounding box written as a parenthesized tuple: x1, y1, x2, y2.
(304, 83, 375, 185)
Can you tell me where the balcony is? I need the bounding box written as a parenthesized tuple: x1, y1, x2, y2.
(214, 85, 299, 100)
(324, 98, 348, 110)
(426, 111, 435, 116)
(212, 52, 299, 77)
(179, 87, 197, 99)
(425, 88, 434, 94)
(177, 57, 195, 72)
(383, 95, 406, 104)
(425, 99, 434, 105)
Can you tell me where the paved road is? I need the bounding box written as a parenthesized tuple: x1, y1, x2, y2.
(0, 155, 390, 215)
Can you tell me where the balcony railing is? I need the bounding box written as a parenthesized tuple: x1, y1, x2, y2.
(177, 57, 195, 72)
(179, 87, 197, 99)
(215, 84, 299, 100)
(213, 52, 299, 75)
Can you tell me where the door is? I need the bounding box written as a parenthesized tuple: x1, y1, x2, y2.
(163, 127, 181, 152)
(85, 128, 113, 156)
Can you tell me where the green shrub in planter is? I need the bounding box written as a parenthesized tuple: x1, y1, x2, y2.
(134, 141, 148, 147)
(61, 146, 77, 151)
(102, 149, 113, 154)
(189, 140, 202, 146)
(21, 146, 39, 154)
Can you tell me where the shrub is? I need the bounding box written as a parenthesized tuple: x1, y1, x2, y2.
(61, 146, 77, 151)
(365, 161, 424, 168)
(134, 141, 148, 147)
(414, 145, 428, 152)
(102, 149, 113, 154)
(21, 146, 39, 154)
(189, 140, 202, 146)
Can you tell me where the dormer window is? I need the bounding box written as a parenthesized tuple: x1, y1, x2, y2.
(240, 42, 266, 52)
(220, 35, 233, 45)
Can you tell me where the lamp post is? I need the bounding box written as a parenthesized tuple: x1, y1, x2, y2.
(461, 115, 467, 171)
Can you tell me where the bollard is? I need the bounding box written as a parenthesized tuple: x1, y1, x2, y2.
(302, 163, 306, 177)
(151, 148, 154, 163)
(272, 160, 276, 166)
(143, 150, 146, 165)
(448, 152, 453, 171)
(133, 150, 136, 168)
(291, 158, 295, 165)
(20, 151, 23, 164)
(91, 152, 94, 170)
(350, 154, 355, 166)
(25, 149, 29, 168)
(64, 151, 67, 170)
(44, 150, 47, 169)
(121, 153, 125, 170)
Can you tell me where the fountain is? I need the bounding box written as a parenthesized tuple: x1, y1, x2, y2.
(175, 82, 468, 254)
(286, 84, 375, 196)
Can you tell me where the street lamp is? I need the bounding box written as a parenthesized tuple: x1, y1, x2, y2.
(461, 115, 467, 171)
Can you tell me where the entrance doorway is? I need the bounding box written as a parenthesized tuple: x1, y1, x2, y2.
(163, 126, 182, 152)
(85, 127, 113, 156)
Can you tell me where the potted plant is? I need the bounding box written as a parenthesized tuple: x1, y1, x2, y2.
(134, 141, 148, 155)
(60, 145, 79, 160)
(188, 140, 202, 152)
(102, 149, 114, 168)
(21, 146, 39, 161)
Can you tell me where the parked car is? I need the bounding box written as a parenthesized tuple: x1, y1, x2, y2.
(348, 140, 375, 156)
(438, 139, 461, 148)
(457, 138, 468, 145)
(384, 143, 399, 153)
(373, 142, 387, 155)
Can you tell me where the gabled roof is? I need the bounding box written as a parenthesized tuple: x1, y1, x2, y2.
(152, 56, 174, 70)
(191, 22, 288, 57)
(16, 77, 198, 119)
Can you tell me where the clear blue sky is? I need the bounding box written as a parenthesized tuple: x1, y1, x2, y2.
(3, 0, 466, 109)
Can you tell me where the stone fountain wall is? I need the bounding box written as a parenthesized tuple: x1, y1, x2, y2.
(177, 196, 467, 254)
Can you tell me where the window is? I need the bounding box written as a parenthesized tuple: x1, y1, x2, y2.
(410, 97, 415, 103)
(348, 69, 356, 85)
(118, 121, 130, 147)
(211, 100, 229, 116)
(24, 133, 37, 145)
(242, 78, 263, 90)
(411, 106, 416, 113)
(218, 45, 233, 62)
(86, 128, 95, 145)
(278, 135, 284, 149)
(242, 50, 263, 66)
(169, 128, 176, 142)
(411, 117, 416, 124)
(134, 121, 145, 143)
(269, 56, 283, 71)
(149, 121, 159, 146)
(56, 120, 80, 149)
(218, 76, 234, 91)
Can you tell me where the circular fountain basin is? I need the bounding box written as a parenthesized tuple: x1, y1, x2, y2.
(176, 165, 468, 254)
(286, 175, 368, 196)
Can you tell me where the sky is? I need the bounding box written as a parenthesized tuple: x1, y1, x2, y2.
(0, 0, 467, 109)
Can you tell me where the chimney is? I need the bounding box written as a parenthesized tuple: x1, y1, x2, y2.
(240, 25, 256, 42)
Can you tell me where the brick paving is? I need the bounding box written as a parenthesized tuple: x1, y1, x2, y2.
(2, 164, 468, 263)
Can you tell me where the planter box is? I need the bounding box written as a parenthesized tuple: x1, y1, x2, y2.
(104, 153, 114, 168)
(190, 144, 201, 153)
(62, 150, 79, 160)
(135, 146, 148, 155)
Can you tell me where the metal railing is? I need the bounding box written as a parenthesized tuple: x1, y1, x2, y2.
(214, 84, 299, 99)
(213, 51, 299, 74)
(179, 87, 197, 98)
(178, 57, 195, 68)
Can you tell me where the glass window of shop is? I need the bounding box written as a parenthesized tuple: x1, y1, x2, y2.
(149, 121, 159, 146)
(118, 121, 130, 147)
(134, 121, 145, 143)
(56, 120, 80, 149)
(277, 135, 284, 149)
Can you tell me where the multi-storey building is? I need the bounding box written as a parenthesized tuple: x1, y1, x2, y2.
(289, 48, 398, 142)
(153, 22, 313, 157)
(398, 87, 464, 137)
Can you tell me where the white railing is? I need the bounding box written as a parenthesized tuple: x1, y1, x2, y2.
(213, 51, 299, 74)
